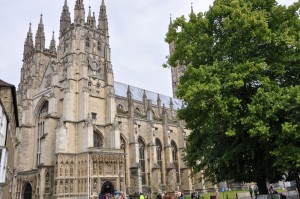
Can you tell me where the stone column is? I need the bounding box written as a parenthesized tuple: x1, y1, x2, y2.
(128, 122, 142, 195)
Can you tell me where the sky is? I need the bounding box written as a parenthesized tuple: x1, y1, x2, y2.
(0, 0, 297, 97)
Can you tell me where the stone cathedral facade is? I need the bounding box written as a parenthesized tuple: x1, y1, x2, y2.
(13, 0, 211, 198)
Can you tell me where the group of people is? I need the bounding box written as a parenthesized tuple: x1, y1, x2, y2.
(99, 192, 125, 199)
(249, 185, 259, 199)
(191, 191, 200, 199)
(249, 185, 286, 199)
(156, 191, 184, 199)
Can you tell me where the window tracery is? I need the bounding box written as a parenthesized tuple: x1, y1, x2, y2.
(138, 138, 146, 185)
(171, 140, 180, 183)
(156, 138, 163, 184)
(93, 131, 103, 148)
(37, 101, 48, 166)
(86, 37, 90, 48)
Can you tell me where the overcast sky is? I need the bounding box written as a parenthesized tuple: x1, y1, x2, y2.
(0, 0, 296, 97)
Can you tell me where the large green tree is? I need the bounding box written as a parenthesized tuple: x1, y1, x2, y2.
(166, 0, 300, 194)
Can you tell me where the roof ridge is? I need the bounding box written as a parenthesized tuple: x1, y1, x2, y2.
(0, 79, 15, 87)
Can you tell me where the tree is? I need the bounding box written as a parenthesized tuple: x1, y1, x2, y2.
(166, 0, 300, 194)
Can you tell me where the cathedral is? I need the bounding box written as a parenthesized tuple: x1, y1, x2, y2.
(13, 0, 209, 198)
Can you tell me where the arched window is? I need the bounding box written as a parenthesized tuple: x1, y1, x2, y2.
(120, 136, 127, 185)
(138, 138, 146, 185)
(97, 40, 101, 51)
(156, 138, 163, 184)
(37, 101, 48, 166)
(93, 131, 103, 148)
(171, 140, 180, 183)
(88, 81, 92, 89)
(86, 37, 90, 48)
(24, 183, 32, 199)
(45, 173, 50, 193)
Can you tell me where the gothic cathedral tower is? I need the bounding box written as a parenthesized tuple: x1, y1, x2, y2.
(15, 1, 123, 198)
(14, 1, 196, 198)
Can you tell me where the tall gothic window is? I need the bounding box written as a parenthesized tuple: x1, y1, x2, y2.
(138, 138, 146, 185)
(120, 136, 127, 185)
(93, 131, 103, 148)
(156, 138, 163, 184)
(86, 37, 90, 48)
(97, 40, 101, 51)
(37, 101, 48, 166)
(171, 140, 180, 183)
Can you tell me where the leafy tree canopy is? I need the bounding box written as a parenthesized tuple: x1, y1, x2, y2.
(166, 0, 300, 194)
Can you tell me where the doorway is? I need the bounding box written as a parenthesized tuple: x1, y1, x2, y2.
(23, 183, 32, 199)
(101, 181, 114, 195)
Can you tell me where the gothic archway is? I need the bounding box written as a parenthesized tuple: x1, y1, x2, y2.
(23, 183, 32, 199)
(101, 181, 114, 195)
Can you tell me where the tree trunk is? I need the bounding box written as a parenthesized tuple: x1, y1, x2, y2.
(296, 176, 300, 197)
(256, 178, 268, 195)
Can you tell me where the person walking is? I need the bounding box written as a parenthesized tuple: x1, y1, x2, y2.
(249, 186, 253, 198)
(253, 186, 258, 199)
(157, 191, 162, 199)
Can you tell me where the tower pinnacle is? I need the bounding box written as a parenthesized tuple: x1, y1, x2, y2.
(35, 14, 45, 50)
(23, 23, 34, 59)
(98, 0, 109, 36)
(60, 0, 71, 34)
(49, 31, 56, 53)
(74, 0, 85, 25)
(87, 6, 96, 27)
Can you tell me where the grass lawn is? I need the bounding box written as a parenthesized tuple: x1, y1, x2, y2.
(184, 189, 287, 199)
(185, 190, 249, 199)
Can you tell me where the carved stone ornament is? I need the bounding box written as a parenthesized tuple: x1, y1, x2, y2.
(84, 113, 93, 127)
(56, 116, 66, 129)
(45, 74, 52, 88)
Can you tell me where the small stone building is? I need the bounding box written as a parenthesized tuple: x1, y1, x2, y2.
(0, 80, 19, 199)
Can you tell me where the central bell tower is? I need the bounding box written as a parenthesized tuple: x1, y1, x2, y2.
(57, 0, 114, 123)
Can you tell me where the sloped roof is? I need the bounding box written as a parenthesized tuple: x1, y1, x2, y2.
(0, 79, 14, 87)
(0, 79, 19, 127)
(114, 81, 182, 110)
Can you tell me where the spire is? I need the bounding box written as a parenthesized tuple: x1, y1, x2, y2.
(98, 0, 109, 36)
(35, 14, 45, 50)
(93, 12, 96, 26)
(168, 14, 173, 31)
(127, 85, 132, 101)
(60, 0, 71, 34)
(23, 23, 34, 59)
(169, 97, 174, 110)
(39, 14, 43, 24)
(74, 0, 85, 25)
(157, 94, 162, 114)
(49, 31, 56, 53)
(143, 90, 147, 101)
(191, 2, 194, 14)
(87, 6, 96, 27)
(157, 94, 161, 105)
(127, 85, 131, 94)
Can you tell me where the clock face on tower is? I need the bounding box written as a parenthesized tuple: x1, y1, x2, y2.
(90, 61, 100, 71)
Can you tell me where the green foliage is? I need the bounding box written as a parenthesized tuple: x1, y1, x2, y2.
(166, 0, 300, 192)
